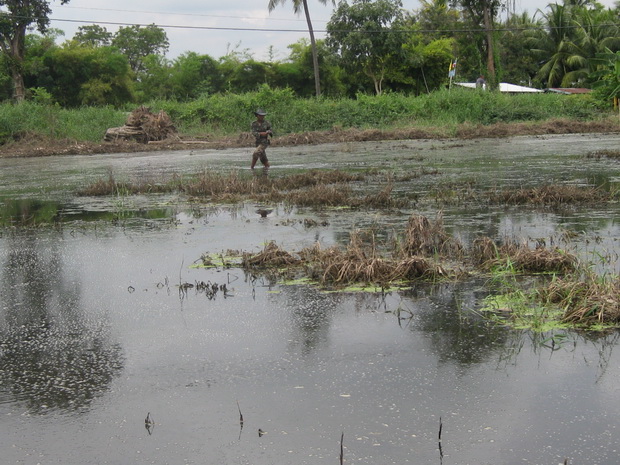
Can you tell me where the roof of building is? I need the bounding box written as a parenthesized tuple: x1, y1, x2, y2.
(545, 88, 592, 95)
(455, 82, 543, 93)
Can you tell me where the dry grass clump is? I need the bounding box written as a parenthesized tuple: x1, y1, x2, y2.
(397, 213, 463, 258)
(357, 181, 409, 209)
(455, 119, 618, 139)
(78, 174, 126, 196)
(287, 183, 353, 207)
(240, 214, 456, 287)
(538, 275, 620, 325)
(299, 233, 440, 286)
(489, 184, 607, 205)
(181, 170, 267, 198)
(77, 172, 172, 195)
(77, 168, 410, 209)
(275, 169, 364, 190)
(237, 213, 584, 292)
(78, 169, 375, 207)
(242, 241, 300, 267)
(586, 149, 620, 159)
(127, 106, 177, 142)
(472, 237, 578, 273)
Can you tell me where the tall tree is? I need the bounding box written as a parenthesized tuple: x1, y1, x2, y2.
(268, 0, 335, 97)
(326, 0, 405, 95)
(111, 24, 169, 73)
(529, 2, 619, 87)
(0, 0, 69, 102)
(497, 11, 541, 86)
(563, 6, 620, 85)
(43, 43, 134, 106)
(529, 3, 575, 87)
(416, 0, 461, 41)
(284, 38, 345, 96)
(73, 25, 112, 47)
(452, 0, 505, 86)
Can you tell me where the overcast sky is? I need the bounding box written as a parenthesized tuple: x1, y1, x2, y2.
(48, 0, 618, 61)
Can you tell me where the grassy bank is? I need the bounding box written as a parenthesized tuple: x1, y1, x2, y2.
(0, 86, 614, 145)
(154, 86, 608, 137)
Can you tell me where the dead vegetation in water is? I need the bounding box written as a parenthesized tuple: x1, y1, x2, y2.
(428, 182, 615, 208)
(397, 213, 463, 258)
(242, 242, 301, 268)
(77, 171, 175, 195)
(78, 168, 409, 209)
(242, 218, 450, 287)
(240, 213, 576, 288)
(301, 241, 441, 286)
(472, 236, 578, 273)
(216, 212, 620, 327)
(240, 214, 457, 286)
(489, 184, 609, 205)
(178, 280, 231, 300)
(454, 118, 618, 139)
(538, 274, 620, 326)
(275, 170, 364, 189)
(285, 183, 353, 207)
(586, 149, 620, 159)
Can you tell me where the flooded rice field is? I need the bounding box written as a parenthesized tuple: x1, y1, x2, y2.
(1, 133, 620, 465)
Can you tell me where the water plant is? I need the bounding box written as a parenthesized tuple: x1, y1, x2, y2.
(539, 271, 620, 327)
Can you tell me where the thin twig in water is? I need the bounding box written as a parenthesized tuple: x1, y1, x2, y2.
(339, 432, 344, 465)
(237, 401, 244, 426)
(438, 416, 444, 464)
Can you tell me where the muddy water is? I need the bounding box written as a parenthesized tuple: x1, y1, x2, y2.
(1, 133, 620, 465)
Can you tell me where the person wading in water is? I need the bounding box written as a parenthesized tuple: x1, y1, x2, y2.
(250, 109, 272, 169)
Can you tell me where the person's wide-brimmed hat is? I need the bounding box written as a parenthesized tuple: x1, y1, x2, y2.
(254, 109, 267, 116)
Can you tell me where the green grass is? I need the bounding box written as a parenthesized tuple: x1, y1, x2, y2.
(0, 102, 126, 142)
(0, 86, 608, 144)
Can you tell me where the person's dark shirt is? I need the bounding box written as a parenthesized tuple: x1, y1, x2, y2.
(251, 120, 272, 146)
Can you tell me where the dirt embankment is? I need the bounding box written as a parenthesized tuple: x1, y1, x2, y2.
(0, 118, 618, 158)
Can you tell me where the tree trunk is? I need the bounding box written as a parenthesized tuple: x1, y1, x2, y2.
(302, 0, 322, 97)
(11, 69, 26, 103)
(9, 24, 27, 103)
(482, 0, 496, 87)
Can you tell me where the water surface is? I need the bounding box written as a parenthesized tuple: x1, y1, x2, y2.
(1, 133, 620, 465)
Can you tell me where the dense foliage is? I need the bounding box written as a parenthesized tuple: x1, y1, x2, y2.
(0, 0, 69, 101)
(0, 0, 618, 107)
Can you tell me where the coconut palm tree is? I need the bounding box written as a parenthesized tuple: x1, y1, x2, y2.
(562, 7, 620, 86)
(268, 0, 335, 97)
(530, 2, 620, 87)
(530, 3, 577, 87)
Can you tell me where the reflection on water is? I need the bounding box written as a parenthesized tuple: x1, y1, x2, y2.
(0, 197, 175, 226)
(0, 322, 123, 414)
(405, 280, 509, 366)
(0, 231, 124, 414)
(282, 285, 342, 356)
